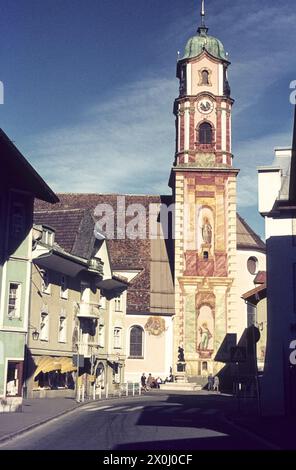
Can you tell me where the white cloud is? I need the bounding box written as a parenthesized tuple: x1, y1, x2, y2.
(21, 0, 296, 213)
(23, 77, 177, 194)
(236, 130, 291, 207)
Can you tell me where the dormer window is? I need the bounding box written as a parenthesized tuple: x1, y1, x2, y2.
(201, 70, 209, 85)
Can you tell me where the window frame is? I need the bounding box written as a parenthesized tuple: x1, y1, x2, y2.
(80, 281, 90, 303)
(198, 122, 213, 145)
(60, 275, 68, 300)
(7, 282, 22, 319)
(247, 256, 258, 275)
(98, 323, 105, 348)
(114, 296, 122, 312)
(129, 325, 144, 359)
(113, 327, 122, 349)
(39, 311, 49, 342)
(41, 270, 51, 295)
(58, 315, 67, 343)
(201, 69, 210, 85)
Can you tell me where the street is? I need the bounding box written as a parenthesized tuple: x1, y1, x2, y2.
(0, 391, 272, 450)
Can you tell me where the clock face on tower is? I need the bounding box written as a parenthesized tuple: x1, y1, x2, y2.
(197, 98, 214, 114)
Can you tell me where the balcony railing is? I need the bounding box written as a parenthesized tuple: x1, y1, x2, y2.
(76, 301, 100, 319)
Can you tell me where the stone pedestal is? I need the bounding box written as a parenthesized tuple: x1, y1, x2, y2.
(175, 372, 187, 383)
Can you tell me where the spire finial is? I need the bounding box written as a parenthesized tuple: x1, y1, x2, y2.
(198, 0, 208, 35)
(201, 0, 205, 27)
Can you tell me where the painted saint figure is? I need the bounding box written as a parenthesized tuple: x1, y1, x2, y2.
(202, 217, 212, 245)
(198, 322, 212, 350)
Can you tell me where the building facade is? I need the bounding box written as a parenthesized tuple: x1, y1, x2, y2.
(0, 129, 57, 412)
(26, 208, 129, 399)
(169, 18, 240, 378)
(258, 116, 296, 415)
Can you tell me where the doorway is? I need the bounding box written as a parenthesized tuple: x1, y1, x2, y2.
(6, 361, 23, 397)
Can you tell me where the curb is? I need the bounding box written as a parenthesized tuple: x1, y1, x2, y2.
(222, 415, 281, 450)
(0, 400, 89, 445)
(0, 394, 146, 445)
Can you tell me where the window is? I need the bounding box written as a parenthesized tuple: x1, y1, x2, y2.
(39, 312, 49, 341)
(80, 282, 90, 303)
(203, 251, 209, 260)
(58, 316, 67, 343)
(202, 361, 208, 371)
(60, 275, 68, 299)
(98, 323, 105, 348)
(199, 122, 213, 144)
(41, 270, 51, 294)
(11, 203, 25, 239)
(114, 327, 122, 349)
(115, 297, 122, 312)
(129, 326, 144, 358)
(113, 362, 120, 384)
(179, 65, 187, 95)
(201, 70, 209, 85)
(247, 256, 258, 275)
(99, 296, 106, 309)
(7, 283, 21, 319)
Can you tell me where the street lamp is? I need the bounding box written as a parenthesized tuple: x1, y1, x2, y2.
(32, 329, 39, 341)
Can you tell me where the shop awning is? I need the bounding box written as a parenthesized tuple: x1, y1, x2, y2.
(33, 357, 62, 379)
(33, 356, 77, 379)
(60, 357, 77, 374)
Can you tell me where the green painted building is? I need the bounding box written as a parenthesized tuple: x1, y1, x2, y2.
(0, 128, 57, 411)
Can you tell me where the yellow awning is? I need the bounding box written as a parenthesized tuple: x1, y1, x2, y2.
(33, 357, 62, 379)
(60, 357, 77, 374)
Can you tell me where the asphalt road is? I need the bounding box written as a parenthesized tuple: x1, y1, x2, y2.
(0, 391, 272, 450)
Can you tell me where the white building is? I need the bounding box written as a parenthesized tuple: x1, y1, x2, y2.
(258, 111, 296, 416)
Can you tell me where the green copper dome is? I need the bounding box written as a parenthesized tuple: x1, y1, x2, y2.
(183, 28, 227, 61)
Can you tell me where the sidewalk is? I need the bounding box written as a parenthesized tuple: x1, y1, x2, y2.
(0, 398, 84, 443)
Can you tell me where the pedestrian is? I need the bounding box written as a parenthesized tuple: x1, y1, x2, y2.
(156, 377, 162, 388)
(147, 373, 154, 389)
(213, 375, 220, 393)
(140, 373, 147, 391)
(208, 373, 214, 391)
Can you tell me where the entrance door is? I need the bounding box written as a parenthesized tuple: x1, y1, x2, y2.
(6, 361, 23, 397)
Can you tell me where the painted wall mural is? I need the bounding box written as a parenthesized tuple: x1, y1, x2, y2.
(197, 305, 214, 358)
(145, 316, 166, 336)
(197, 206, 214, 254)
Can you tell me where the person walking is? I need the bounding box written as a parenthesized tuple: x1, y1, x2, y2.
(147, 373, 154, 389)
(213, 375, 220, 393)
(141, 373, 147, 392)
(208, 373, 214, 391)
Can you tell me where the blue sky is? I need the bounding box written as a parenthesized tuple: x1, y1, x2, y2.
(1, 0, 296, 237)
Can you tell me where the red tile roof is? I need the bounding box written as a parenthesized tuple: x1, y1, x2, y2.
(34, 194, 173, 315)
(34, 193, 266, 314)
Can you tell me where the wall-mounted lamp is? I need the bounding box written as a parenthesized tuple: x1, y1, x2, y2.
(32, 329, 40, 341)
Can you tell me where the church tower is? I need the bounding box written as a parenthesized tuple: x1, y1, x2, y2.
(169, 2, 239, 378)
